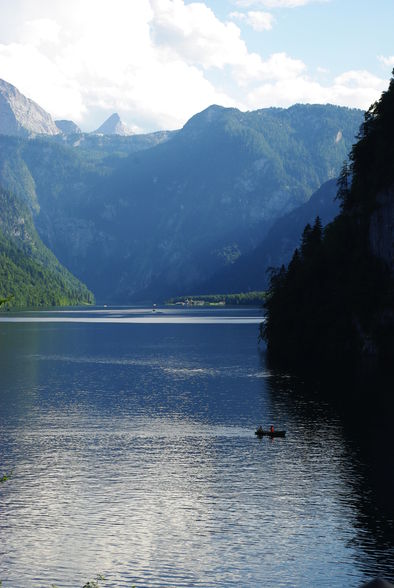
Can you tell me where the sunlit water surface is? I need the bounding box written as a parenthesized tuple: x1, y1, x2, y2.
(0, 307, 393, 587)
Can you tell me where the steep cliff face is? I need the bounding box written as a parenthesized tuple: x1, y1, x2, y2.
(0, 79, 60, 137)
(369, 185, 394, 275)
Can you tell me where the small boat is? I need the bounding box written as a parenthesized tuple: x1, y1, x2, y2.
(255, 428, 286, 438)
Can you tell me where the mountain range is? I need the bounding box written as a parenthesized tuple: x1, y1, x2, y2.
(0, 78, 364, 305)
(0, 78, 133, 138)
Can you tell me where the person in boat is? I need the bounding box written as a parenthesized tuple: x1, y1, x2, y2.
(270, 425, 274, 433)
(256, 425, 263, 435)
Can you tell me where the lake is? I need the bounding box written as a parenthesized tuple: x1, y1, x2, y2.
(0, 307, 393, 587)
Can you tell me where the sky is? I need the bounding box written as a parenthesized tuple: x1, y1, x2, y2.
(0, 0, 393, 133)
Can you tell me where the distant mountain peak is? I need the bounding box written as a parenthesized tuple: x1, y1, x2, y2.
(92, 113, 133, 136)
(55, 119, 82, 135)
(0, 78, 60, 137)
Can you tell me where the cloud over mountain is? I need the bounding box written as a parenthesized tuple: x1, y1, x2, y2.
(0, 0, 387, 131)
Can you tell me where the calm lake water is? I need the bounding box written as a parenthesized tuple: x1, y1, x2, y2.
(0, 307, 393, 588)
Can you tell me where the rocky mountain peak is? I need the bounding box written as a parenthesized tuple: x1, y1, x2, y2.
(55, 119, 82, 135)
(92, 112, 133, 136)
(0, 78, 60, 137)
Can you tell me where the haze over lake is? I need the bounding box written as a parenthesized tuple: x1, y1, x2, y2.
(1, 307, 392, 587)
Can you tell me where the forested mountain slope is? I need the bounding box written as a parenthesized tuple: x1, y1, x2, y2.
(0, 186, 94, 308)
(263, 74, 394, 371)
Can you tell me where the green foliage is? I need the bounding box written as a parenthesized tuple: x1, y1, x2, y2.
(0, 295, 13, 306)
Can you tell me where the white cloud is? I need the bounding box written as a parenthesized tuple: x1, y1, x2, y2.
(334, 70, 384, 89)
(0, 0, 387, 131)
(0, 0, 240, 130)
(151, 0, 254, 70)
(22, 18, 61, 47)
(247, 69, 387, 110)
(378, 55, 394, 67)
(234, 0, 328, 8)
(0, 41, 87, 120)
(230, 10, 274, 31)
(233, 51, 306, 86)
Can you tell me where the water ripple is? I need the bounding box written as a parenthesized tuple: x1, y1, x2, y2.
(0, 309, 392, 587)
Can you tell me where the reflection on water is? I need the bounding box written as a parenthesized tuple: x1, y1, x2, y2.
(0, 308, 393, 587)
(264, 371, 394, 585)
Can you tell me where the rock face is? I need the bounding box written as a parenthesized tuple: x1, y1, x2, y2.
(0, 79, 60, 137)
(369, 185, 394, 275)
(55, 119, 82, 135)
(92, 113, 133, 136)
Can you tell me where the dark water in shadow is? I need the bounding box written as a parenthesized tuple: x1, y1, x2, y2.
(0, 307, 393, 587)
(263, 368, 394, 586)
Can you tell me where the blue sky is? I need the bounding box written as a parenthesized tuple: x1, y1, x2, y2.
(0, 0, 392, 132)
(205, 1, 394, 71)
